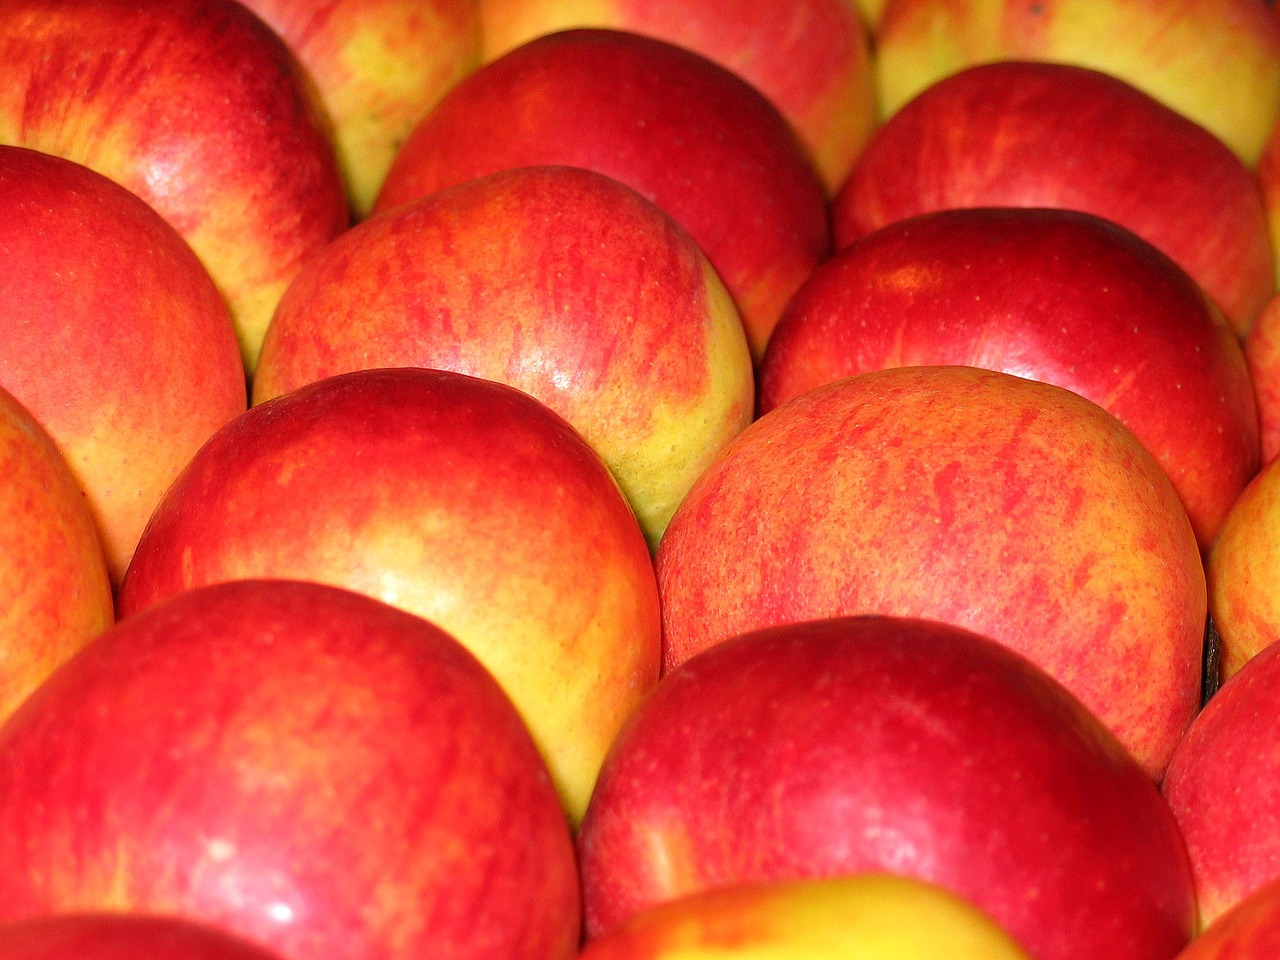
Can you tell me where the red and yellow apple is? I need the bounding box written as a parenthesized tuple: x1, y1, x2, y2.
(1173, 877, 1280, 958)
(1246, 291, 1280, 465)
(0, 915, 288, 960)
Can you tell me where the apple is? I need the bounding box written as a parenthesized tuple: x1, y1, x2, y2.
(1246, 291, 1280, 465)
(238, 0, 482, 218)
(0, 578, 581, 960)
(0, 384, 113, 727)
(373, 28, 831, 361)
(833, 60, 1275, 339)
(577, 875, 1033, 960)
(759, 205, 1260, 551)
(873, 0, 1280, 168)
(119, 366, 661, 824)
(473, 0, 876, 193)
(0, 0, 350, 374)
(0, 145, 246, 585)
(657, 365, 1206, 779)
(254, 165, 754, 549)
(1169, 877, 1280, 957)
(0, 915, 288, 960)
(577, 615, 1197, 960)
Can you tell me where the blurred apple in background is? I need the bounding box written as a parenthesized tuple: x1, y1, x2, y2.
(0, 385, 112, 727)
(0, 915, 288, 960)
(759, 206, 1259, 551)
(0, 146, 246, 584)
(239, 0, 481, 217)
(873, 0, 1280, 167)
(373, 28, 830, 361)
(120, 367, 660, 824)
(834, 61, 1275, 339)
(578, 875, 1033, 960)
(578, 616, 1196, 960)
(255, 165, 753, 548)
(0, 579, 581, 960)
(0, 0, 349, 374)
(473, 0, 876, 192)
(658, 365, 1205, 778)
(1172, 878, 1280, 958)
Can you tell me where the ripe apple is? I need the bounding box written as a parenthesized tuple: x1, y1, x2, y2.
(238, 0, 482, 217)
(577, 615, 1197, 960)
(0, 915, 287, 960)
(0, 145, 246, 584)
(119, 366, 661, 824)
(373, 28, 830, 361)
(1164, 635, 1280, 929)
(0, 384, 113, 726)
(873, 0, 1280, 167)
(0, 578, 581, 960)
(833, 60, 1275, 339)
(0, 0, 350, 374)
(1246, 292, 1280, 465)
(657, 365, 1206, 778)
(255, 165, 754, 548)
(474, 0, 876, 193)
(578, 875, 1033, 960)
(1171, 878, 1280, 958)
(759, 206, 1259, 551)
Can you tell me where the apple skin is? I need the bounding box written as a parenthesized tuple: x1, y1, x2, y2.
(833, 60, 1275, 339)
(119, 366, 661, 824)
(577, 615, 1197, 960)
(0, 145, 246, 585)
(0, 0, 350, 374)
(474, 0, 876, 193)
(238, 0, 481, 217)
(0, 915, 289, 960)
(759, 206, 1260, 551)
(1246, 292, 1280, 465)
(873, 0, 1280, 168)
(0, 578, 582, 960)
(657, 365, 1206, 779)
(373, 28, 831, 361)
(255, 165, 754, 549)
(577, 875, 1033, 960)
(0, 385, 113, 727)
(1172, 878, 1280, 958)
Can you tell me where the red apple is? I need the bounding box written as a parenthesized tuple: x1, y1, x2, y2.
(0, 0, 350, 373)
(833, 61, 1275, 339)
(577, 615, 1197, 960)
(657, 365, 1206, 778)
(119, 367, 660, 824)
(0, 384, 113, 726)
(255, 165, 754, 548)
(0, 915, 288, 960)
(873, 0, 1280, 167)
(474, 0, 876, 192)
(0, 578, 581, 960)
(0, 145, 246, 584)
(239, 0, 482, 217)
(759, 206, 1259, 550)
(1172, 878, 1280, 958)
(1246, 291, 1280, 465)
(373, 28, 830, 361)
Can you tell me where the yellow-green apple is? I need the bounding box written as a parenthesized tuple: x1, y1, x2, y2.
(0, 385, 112, 726)
(1172, 877, 1280, 957)
(238, 0, 482, 217)
(0, 0, 350, 374)
(1205, 455, 1280, 680)
(577, 615, 1196, 960)
(474, 0, 876, 192)
(0, 915, 288, 960)
(255, 165, 754, 548)
(578, 875, 1033, 960)
(759, 206, 1260, 551)
(1246, 292, 1280, 465)
(0, 578, 582, 960)
(833, 61, 1275, 339)
(119, 367, 660, 823)
(373, 28, 831, 360)
(0, 146, 246, 584)
(657, 365, 1206, 778)
(1164, 636, 1280, 929)
(873, 0, 1280, 167)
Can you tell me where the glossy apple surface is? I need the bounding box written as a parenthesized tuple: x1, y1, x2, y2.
(255, 165, 753, 548)
(759, 206, 1259, 550)
(834, 60, 1275, 339)
(120, 367, 660, 823)
(0, 579, 581, 960)
(374, 28, 830, 360)
(578, 615, 1196, 960)
(0, 915, 288, 960)
(657, 365, 1206, 778)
